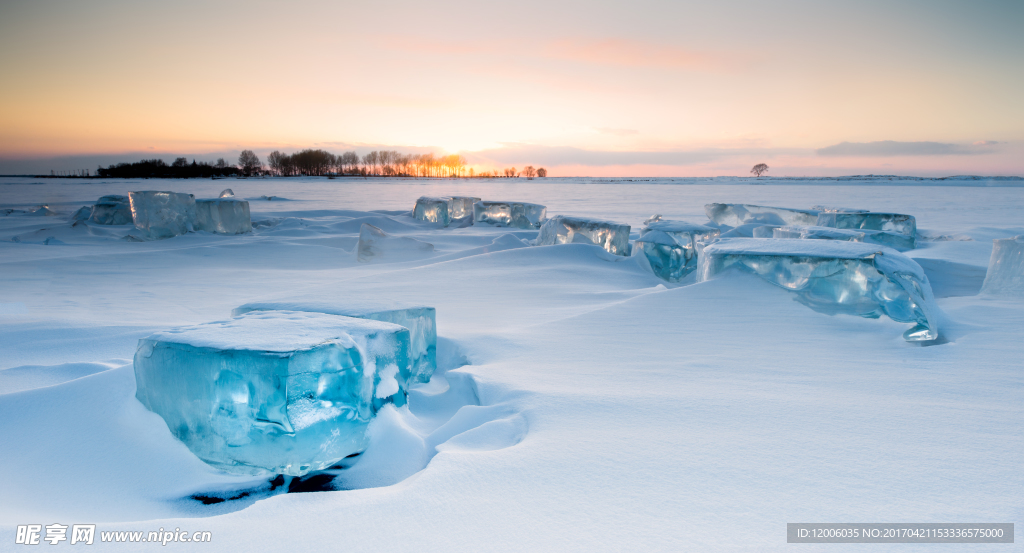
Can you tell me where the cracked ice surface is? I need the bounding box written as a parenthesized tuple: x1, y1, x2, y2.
(537, 215, 631, 255)
(473, 201, 546, 229)
(636, 220, 720, 281)
(128, 191, 197, 239)
(705, 203, 820, 227)
(698, 238, 939, 341)
(413, 196, 453, 227)
(195, 198, 252, 235)
(133, 311, 411, 476)
(232, 301, 436, 386)
(981, 235, 1024, 296)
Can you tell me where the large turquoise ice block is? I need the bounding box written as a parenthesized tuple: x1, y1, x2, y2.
(195, 198, 251, 234)
(775, 224, 913, 251)
(981, 235, 1024, 296)
(413, 196, 453, 227)
(128, 191, 197, 239)
(89, 195, 133, 225)
(537, 215, 631, 255)
(133, 311, 411, 476)
(449, 196, 481, 220)
(233, 301, 436, 386)
(473, 201, 546, 229)
(698, 238, 939, 341)
(705, 203, 820, 227)
(815, 212, 917, 250)
(636, 220, 720, 282)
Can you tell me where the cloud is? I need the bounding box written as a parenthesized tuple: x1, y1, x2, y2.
(376, 35, 727, 71)
(816, 141, 998, 157)
(467, 143, 804, 167)
(545, 38, 719, 70)
(595, 127, 639, 137)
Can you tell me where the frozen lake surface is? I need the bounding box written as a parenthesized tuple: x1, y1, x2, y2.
(1, 176, 1022, 551)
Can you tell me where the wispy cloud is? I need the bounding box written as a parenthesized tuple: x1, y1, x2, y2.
(816, 140, 1001, 157)
(544, 38, 717, 69)
(595, 127, 639, 137)
(376, 35, 729, 71)
(468, 143, 806, 167)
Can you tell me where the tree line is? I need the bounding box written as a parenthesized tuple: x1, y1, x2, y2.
(94, 149, 548, 179)
(265, 148, 469, 177)
(264, 148, 546, 179)
(96, 158, 240, 178)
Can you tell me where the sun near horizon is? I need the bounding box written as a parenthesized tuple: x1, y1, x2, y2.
(1, 0, 1021, 177)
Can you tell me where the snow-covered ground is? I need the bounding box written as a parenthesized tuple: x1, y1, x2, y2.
(1, 176, 1021, 551)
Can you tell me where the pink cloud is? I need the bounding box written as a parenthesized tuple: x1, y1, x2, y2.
(375, 35, 727, 72)
(544, 38, 718, 69)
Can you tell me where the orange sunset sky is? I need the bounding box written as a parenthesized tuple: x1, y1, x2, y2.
(1, 0, 1021, 176)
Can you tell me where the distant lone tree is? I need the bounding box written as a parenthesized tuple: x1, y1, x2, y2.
(523, 166, 536, 179)
(239, 150, 261, 176)
(172, 157, 188, 168)
(750, 163, 769, 177)
(536, 167, 547, 177)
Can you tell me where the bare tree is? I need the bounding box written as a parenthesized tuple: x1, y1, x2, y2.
(523, 166, 536, 179)
(419, 153, 436, 177)
(215, 158, 227, 169)
(267, 151, 286, 176)
(750, 163, 769, 177)
(363, 151, 380, 175)
(238, 150, 261, 176)
(537, 167, 547, 177)
(340, 152, 359, 174)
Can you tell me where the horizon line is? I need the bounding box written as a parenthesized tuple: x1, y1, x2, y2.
(3, 173, 1022, 180)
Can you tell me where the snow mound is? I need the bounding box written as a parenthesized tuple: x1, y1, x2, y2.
(356, 223, 434, 263)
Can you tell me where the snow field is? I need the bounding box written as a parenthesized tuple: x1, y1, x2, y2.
(0, 176, 1022, 551)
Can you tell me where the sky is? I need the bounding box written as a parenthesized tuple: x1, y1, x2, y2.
(0, 0, 1022, 176)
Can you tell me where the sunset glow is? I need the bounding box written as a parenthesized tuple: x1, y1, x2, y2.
(1, 0, 1021, 176)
